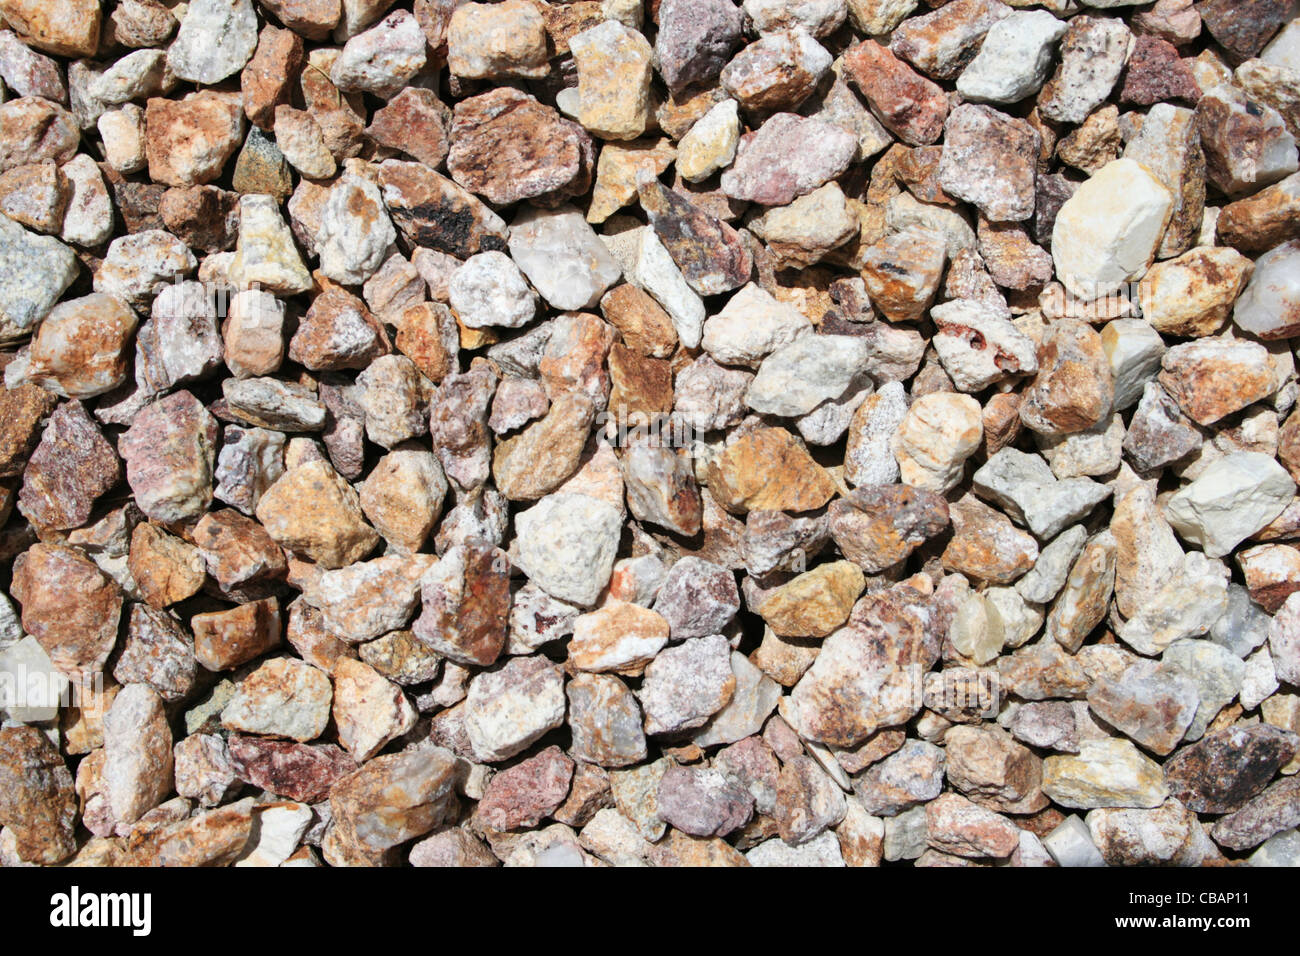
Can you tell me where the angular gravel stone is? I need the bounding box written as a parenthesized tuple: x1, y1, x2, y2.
(464, 655, 566, 763)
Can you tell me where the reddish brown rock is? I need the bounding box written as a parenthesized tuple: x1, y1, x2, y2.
(241, 23, 304, 129)
(0, 726, 76, 864)
(0, 0, 100, 57)
(843, 40, 949, 147)
(17, 400, 119, 531)
(601, 284, 678, 359)
(1120, 35, 1201, 105)
(1019, 320, 1114, 437)
(119, 390, 219, 524)
(0, 384, 55, 478)
(144, 92, 246, 188)
(448, 88, 594, 208)
(1158, 339, 1276, 427)
(1198, 0, 1292, 61)
(228, 735, 356, 803)
(925, 792, 1020, 859)
(11, 542, 122, 683)
(290, 289, 387, 373)
(412, 540, 511, 667)
(378, 159, 509, 259)
(637, 176, 752, 296)
(159, 185, 241, 254)
(1165, 725, 1299, 814)
(128, 521, 205, 609)
(1217, 175, 1300, 253)
(942, 495, 1039, 586)
(191, 597, 282, 672)
(193, 509, 288, 602)
(367, 87, 451, 169)
(476, 746, 575, 830)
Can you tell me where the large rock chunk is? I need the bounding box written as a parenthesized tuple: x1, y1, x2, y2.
(464, 655, 567, 762)
(256, 459, 380, 569)
(1052, 159, 1173, 301)
(120, 390, 218, 523)
(1164, 452, 1295, 557)
(788, 580, 955, 747)
(0, 726, 76, 864)
(11, 543, 122, 683)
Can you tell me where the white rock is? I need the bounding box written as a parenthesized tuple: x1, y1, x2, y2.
(1038, 16, 1133, 125)
(90, 49, 168, 105)
(449, 251, 538, 330)
(949, 592, 1005, 666)
(626, 226, 706, 348)
(167, 0, 258, 84)
(701, 283, 811, 368)
(1163, 639, 1246, 740)
(1242, 646, 1280, 712)
(1262, 19, 1300, 72)
(744, 0, 847, 37)
(59, 154, 114, 248)
(1101, 318, 1166, 411)
(1164, 452, 1296, 557)
(846, 381, 908, 487)
(0, 212, 78, 330)
(234, 802, 313, 867)
(1037, 413, 1125, 479)
(893, 392, 983, 494)
(1234, 239, 1300, 341)
(1016, 525, 1088, 605)
(1043, 814, 1105, 867)
(514, 493, 624, 607)
(1117, 552, 1230, 656)
(883, 805, 929, 861)
(746, 830, 846, 866)
(985, 586, 1045, 649)
(746, 335, 872, 418)
(97, 106, 147, 175)
(973, 449, 1113, 540)
(331, 10, 427, 99)
(1052, 159, 1174, 301)
(957, 10, 1069, 104)
(931, 298, 1038, 392)
(229, 195, 312, 295)
(318, 169, 398, 286)
(464, 655, 567, 763)
(1249, 828, 1300, 866)
(1210, 583, 1272, 659)
(0, 636, 68, 723)
(509, 204, 622, 311)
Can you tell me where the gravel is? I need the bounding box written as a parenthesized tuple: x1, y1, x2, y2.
(0, 0, 1298, 870)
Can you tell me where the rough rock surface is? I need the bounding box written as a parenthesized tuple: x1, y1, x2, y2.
(0, 0, 1292, 872)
